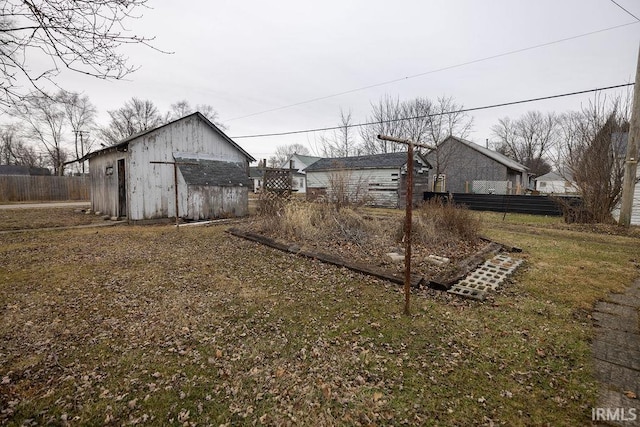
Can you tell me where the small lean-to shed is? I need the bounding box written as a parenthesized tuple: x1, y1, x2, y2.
(85, 112, 255, 221)
(304, 152, 431, 208)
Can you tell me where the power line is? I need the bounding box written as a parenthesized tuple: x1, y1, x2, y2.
(609, 0, 640, 21)
(226, 22, 638, 122)
(231, 82, 634, 139)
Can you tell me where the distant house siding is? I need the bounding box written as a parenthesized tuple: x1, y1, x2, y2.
(428, 138, 526, 194)
(429, 139, 507, 193)
(307, 168, 401, 207)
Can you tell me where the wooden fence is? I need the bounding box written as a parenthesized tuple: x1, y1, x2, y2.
(0, 175, 90, 202)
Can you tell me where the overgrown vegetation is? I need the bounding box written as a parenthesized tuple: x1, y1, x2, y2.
(409, 199, 481, 246)
(0, 209, 638, 425)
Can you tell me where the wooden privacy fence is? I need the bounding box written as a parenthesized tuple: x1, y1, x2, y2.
(0, 175, 90, 202)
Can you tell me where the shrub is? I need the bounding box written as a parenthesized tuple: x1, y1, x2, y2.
(405, 198, 481, 245)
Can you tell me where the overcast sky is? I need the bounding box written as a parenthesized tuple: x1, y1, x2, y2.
(52, 0, 639, 161)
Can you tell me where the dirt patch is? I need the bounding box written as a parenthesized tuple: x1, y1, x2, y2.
(240, 201, 489, 283)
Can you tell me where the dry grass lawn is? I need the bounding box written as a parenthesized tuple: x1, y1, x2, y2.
(0, 209, 638, 425)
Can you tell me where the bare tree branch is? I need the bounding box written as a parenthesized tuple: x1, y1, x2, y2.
(0, 0, 166, 110)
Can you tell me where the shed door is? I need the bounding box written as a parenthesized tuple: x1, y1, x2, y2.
(117, 159, 127, 218)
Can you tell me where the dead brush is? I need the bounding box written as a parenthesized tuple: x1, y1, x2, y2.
(403, 198, 481, 245)
(260, 200, 378, 247)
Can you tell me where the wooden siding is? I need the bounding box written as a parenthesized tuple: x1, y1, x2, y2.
(184, 186, 248, 219)
(427, 139, 526, 193)
(0, 175, 89, 202)
(90, 115, 250, 221)
(306, 168, 400, 207)
(89, 151, 125, 216)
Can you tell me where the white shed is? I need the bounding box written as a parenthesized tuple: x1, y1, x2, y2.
(85, 112, 255, 221)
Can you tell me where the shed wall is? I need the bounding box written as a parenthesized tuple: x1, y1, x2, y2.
(185, 186, 248, 219)
(126, 115, 249, 220)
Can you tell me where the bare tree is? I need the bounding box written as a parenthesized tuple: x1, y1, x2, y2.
(60, 91, 96, 172)
(268, 143, 310, 168)
(360, 95, 405, 154)
(100, 98, 162, 145)
(425, 96, 473, 147)
(14, 91, 68, 175)
(360, 95, 473, 159)
(492, 111, 557, 176)
(319, 108, 360, 157)
(164, 100, 226, 129)
(557, 96, 630, 223)
(0, 0, 161, 110)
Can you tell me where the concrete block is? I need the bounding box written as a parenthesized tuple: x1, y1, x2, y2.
(385, 252, 405, 263)
(426, 255, 450, 266)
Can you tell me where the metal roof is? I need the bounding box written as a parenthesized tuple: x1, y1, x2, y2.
(444, 136, 528, 173)
(176, 158, 250, 187)
(76, 112, 255, 163)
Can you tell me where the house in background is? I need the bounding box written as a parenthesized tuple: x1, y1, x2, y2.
(278, 153, 321, 194)
(249, 167, 264, 193)
(426, 136, 529, 194)
(0, 165, 50, 176)
(84, 112, 255, 221)
(305, 152, 430, 208)
(535, 171, 577, 194)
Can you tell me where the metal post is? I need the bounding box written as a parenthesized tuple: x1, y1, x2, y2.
(404, 140, 414, 315)
(376, 135, 434, 315)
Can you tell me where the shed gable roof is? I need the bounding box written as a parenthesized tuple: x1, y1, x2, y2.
(443, 136, 528, 173)
(83, 112, 255, 162)
(176, 158, 250, 187)
(305, 152, 429, 172)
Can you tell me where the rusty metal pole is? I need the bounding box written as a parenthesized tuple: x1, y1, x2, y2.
(377, 135, 434, 315)
(403, 141, 414, 315)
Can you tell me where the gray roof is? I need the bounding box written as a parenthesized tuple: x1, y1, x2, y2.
(292, 153, 322, 166)
(445, 136, 528, 173)
(305, 152, 427, 172)
(176, 158, 250, 187)
(536, 171, 565, 182)
(78, 112, 255, 163)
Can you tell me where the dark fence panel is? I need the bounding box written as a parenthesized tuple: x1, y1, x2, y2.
(424, 192, 581, 216)
(0, 175, 90, 202)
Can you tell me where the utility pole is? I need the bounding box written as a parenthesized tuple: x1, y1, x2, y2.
(378, 134, 434, 315)
(619, 44, 640, 227)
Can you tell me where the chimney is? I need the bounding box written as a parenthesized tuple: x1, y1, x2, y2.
(486, 139, 489, 149)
